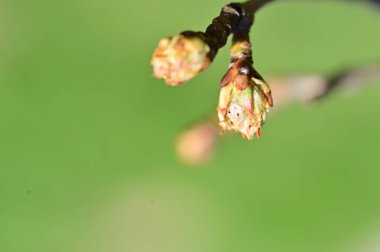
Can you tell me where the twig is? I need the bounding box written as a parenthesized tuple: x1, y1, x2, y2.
(242, 0, 275, 14)
(314, 63, 380, 101)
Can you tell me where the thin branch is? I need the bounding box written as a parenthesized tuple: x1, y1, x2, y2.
(241, 0, 275, 14)
(314, 63, 380, 101)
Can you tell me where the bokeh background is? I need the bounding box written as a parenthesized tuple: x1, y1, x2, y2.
(1, 0, 380, 251)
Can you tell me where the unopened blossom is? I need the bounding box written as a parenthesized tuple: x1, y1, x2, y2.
(217, 65, 273, 140)
(176, 121, 219, 166)
(151, 34, 211, 85)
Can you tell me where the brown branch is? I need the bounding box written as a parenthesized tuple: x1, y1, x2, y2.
(202, 0, 275, 59)
(241, 0, 275, 14)
(314, 63, 380, 101)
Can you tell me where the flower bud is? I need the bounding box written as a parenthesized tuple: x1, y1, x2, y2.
(176, 121, 219, 166)
(217, 68, 273, 140)
(151, 35, 211, 85)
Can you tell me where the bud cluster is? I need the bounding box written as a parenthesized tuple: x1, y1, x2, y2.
(151, 2, 273, 140)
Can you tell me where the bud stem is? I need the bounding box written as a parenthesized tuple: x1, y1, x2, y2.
(181, 0, 273, 61)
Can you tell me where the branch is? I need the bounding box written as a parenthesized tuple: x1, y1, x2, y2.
(314, 63, 380, 101)
(268, 63, 380, 106)
(242, 0, 275, 14)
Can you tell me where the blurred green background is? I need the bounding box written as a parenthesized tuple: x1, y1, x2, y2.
(1, 0, 380, 251)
